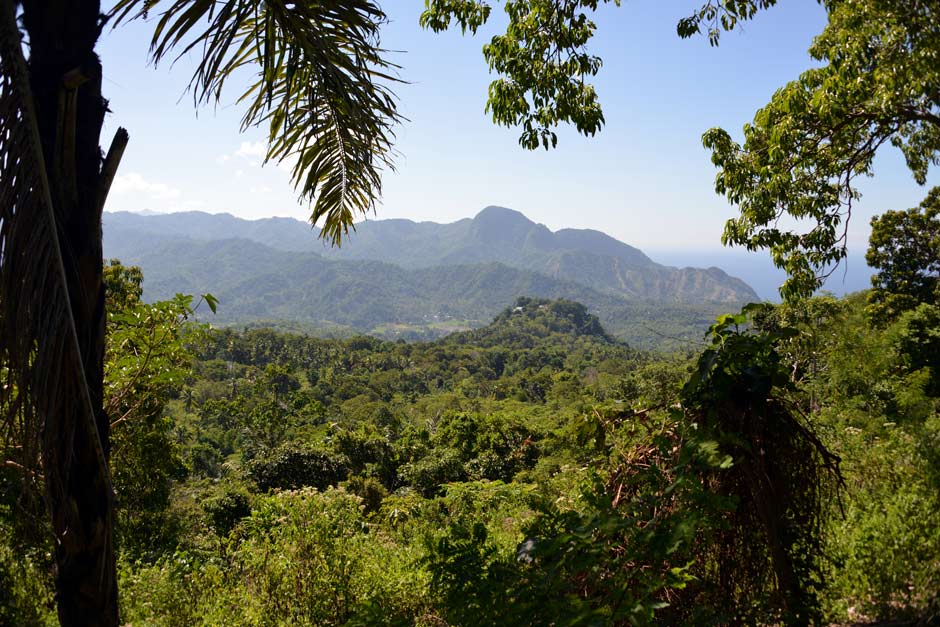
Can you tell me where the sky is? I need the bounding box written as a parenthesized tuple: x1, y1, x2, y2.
(98, 1, 938, 275)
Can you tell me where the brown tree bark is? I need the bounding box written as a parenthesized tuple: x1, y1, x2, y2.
(21, 1, 118, 624)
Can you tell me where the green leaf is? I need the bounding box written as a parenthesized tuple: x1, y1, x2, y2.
(203, 293, 219, 314)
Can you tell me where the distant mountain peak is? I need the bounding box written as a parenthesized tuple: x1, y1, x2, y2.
(468, 205, 541, 245)
(474, 205, 532, 223)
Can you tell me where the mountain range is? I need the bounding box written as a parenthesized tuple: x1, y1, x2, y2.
(102, 207, 760, 349)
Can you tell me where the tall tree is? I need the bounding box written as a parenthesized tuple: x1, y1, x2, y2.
(866, 187, 940, 324)
(1, 1, 121, 622)
(0, 0, 399, 624)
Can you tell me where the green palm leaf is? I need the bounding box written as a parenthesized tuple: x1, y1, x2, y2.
(112, 0, 403, 244)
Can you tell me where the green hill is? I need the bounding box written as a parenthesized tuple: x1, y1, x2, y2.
(445, 297, 614, 349)
(103, 234, 736, 349)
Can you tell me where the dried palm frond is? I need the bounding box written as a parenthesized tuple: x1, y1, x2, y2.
(111, 0, 403, 244)
(0, 0, 112, 514)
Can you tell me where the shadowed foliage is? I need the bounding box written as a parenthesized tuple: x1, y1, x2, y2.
(677, 310, 842, 624)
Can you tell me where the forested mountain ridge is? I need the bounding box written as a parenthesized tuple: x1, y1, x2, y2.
(100, 233, 734, 349)
(104, 206, 758, 303)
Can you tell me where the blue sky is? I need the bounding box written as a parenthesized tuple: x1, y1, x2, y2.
(98, 1, 937, 268)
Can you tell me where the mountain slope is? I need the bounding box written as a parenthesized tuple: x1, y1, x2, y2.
(111, 235, 621, 325)
(102, 233, 741, 349)
(105, 210, 319, 252)
(104, 207, 758, 303)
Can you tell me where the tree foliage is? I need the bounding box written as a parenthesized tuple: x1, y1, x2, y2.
(704, 0, 940, 299)
(421, 0, 617, 149)
(104, 261, 212, 553)
(675, 0, 782, 45)
(421, 0, 780, 149)
(680, 310, 842, 624)
(867, 187, 940, 324)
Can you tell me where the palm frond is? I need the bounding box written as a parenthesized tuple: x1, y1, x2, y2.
(0, 0, 112, 501)
(112, 0, 403, 245)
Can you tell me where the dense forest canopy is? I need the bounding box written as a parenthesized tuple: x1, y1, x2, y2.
(4, 254, 940, 623)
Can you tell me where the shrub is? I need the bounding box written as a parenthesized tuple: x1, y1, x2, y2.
(247, 443, 347, 492)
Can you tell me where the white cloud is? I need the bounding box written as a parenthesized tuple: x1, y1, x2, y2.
(112, 172, 181, 200)
(235, 141, 267, 160)
(276, 154, 299, 175)
(219, 139, 297, 176)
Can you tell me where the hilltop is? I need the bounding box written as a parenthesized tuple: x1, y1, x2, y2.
(445, 297, 615, 349)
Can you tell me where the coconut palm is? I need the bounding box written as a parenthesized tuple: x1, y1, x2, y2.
(0, 0, 400, 623)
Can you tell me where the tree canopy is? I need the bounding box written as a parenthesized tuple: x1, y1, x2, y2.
(705, 0, 940, 299)
(420, 0, 782, 150)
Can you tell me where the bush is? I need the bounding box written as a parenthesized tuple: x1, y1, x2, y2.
(202, 490, 252, 537)
(823, 420, 940, 621)
(247, 444, 347, 492)
(343, 475, 389, 515)
(0, 543, 54, 626)
(122, 488, 434, 625)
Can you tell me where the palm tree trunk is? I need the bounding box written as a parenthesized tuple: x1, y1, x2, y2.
(21, 1, 118, 624)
